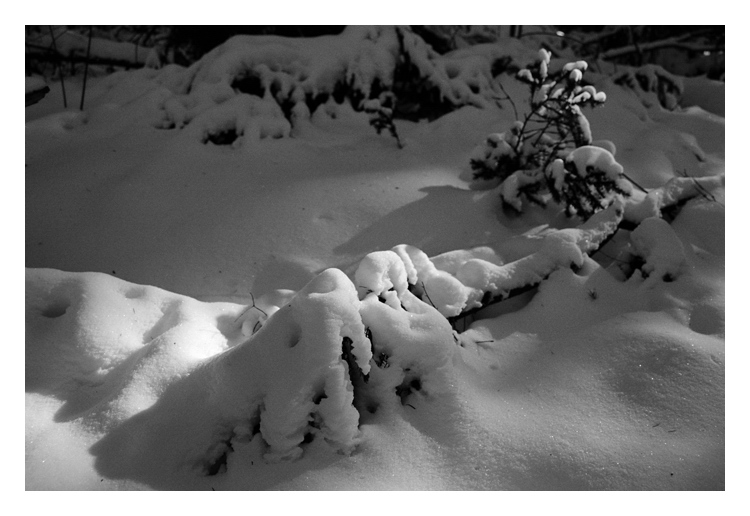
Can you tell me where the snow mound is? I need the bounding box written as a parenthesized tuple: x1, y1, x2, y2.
(26, 268, 229, 421)
(30, 259, 461, 485)
(630, 217, 687, 283)
(87, 268, 373, 481)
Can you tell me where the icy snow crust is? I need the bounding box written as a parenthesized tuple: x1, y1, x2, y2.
(26, 29, 725, 490)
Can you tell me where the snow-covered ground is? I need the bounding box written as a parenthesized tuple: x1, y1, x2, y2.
(25, 27, 727, 494)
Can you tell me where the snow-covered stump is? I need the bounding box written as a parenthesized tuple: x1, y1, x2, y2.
(92, 269, 372, 477)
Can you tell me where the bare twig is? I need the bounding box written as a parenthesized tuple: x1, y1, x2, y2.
(495, 80, 518, 120)
(234, 292, 268, 324)
(420, 281, 437, 309)
(623, 173, 649, 194)
(679, 170, 724, 207)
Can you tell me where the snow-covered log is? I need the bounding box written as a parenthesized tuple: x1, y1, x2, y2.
(27, 27, 157, 69)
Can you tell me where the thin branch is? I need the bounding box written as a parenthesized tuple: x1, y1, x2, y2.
(623, 173, 649, 194)
(79, 26, 93, 111)
(47, 26, 67, 109)
(495, 80, 518, 120)
(679, 169, 724, 207)
(420, 281, 437, 309)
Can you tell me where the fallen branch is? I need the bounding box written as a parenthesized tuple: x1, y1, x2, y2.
(447, 174, 724, 325)
(444, 198, 624, 323)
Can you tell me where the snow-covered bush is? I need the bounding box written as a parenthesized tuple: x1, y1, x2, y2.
(470, 49, 631, 219)
(362, 94, 403, 148)
(153, 27, 539, 148)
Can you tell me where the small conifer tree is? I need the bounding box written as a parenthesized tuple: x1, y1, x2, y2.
(470, 49, 631, 219)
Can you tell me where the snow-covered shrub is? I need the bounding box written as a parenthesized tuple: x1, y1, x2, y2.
(614, 64, 683, 110)
(470, 49, 631, 219)
(85, 268, 373, 472)
(154, 27, 538, 147)
(353, 251, 458, 412)
(362, 94, 403, 148)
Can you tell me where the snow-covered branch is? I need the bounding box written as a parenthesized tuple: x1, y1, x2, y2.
(355, 198, 625, 322)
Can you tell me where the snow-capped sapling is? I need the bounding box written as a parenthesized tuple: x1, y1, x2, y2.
(363, 92, 404, 149)
(471, 49, 631, 219)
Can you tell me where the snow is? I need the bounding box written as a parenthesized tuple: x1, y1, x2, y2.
(25, 76, 47, 94)
(390, 244, 480, 317)
(630, 217, 687, 283)
(355, 250, 410, 307)
(568, 145, 625, 181)
(24, 27, 727, 494)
